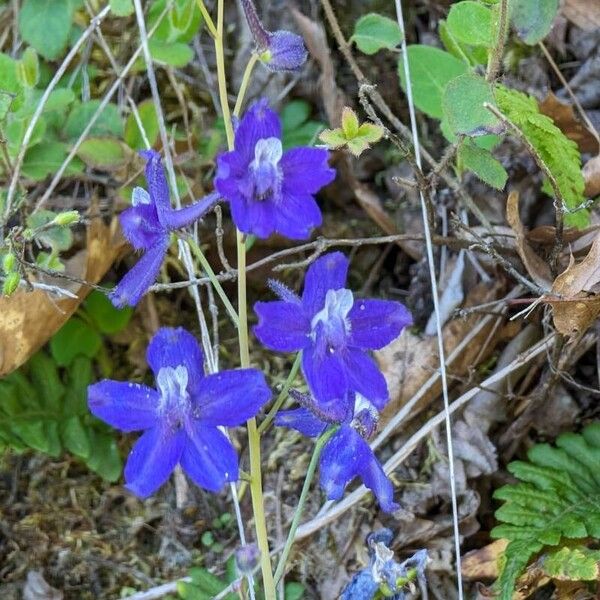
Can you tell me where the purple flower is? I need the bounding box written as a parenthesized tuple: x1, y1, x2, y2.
(276, 392, 398, 512)
(241, 0, 308, 72)
(254, 252, 412, 414)
(215, 99, 335, 240)
(88, 327, 271, 497)
(111, 150, 219, 308)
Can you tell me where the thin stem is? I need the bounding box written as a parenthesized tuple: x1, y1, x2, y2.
(394, 1, 464, 598)
(195, 0, 217, 38)
(214, 0, 234, 147)
(486, 0, 509, 82)
(233, 53, 259, 117)
(186, 237, 240, 327)
(258, 352, 302, 436)
(273, 427, 337, 585)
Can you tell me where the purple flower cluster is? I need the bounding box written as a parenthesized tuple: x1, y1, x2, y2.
(256, 252, 412, 510)
(89, 328, 270, 496)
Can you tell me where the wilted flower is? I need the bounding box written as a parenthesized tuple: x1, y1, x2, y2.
(111, 150, 219, 308)
(240, 0, 307, 72)
(254, 252, 412, 414)
(276, 391, 398, 512)
(88, 327, 271, 497)
(215, 99, 335, 240)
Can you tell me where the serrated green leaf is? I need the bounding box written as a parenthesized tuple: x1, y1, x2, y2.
(458, 141, 507, 190)
(83, 290, 133, 334)
(510, 0, 559, 45)
(543, 547, 600, 581)
(398, 45, 468, 119)
(447, 1, 493, 47)
(443, 73, 499, 135)
(110, 0, 134, 16)
(50, 317, 102, 367)
(28, 352, 64, 413)
(76, 137, 129, 171)
(63, 356, 93, 415)
(124, 99, 160, 150)
(63, 101, 123, 140)
(351, 13, 402, 55)
(341, 107, 359, 138)
(319, 129, 347, 150)
(18, 0, 74, 60)
(62, 416, 91, 458)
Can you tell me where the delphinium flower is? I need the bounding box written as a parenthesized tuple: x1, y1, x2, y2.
(254, 252, 412, 416)
(111, 150, 219, 308)
(240, 0, 308, 72)
(88, 327, 271, 497)
(276, 391, 397, 512)
(214, 99, 335, 240)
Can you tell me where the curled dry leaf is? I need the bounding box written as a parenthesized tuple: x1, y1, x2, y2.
(583, 154, 600, 198)
(539, 93, 599, 153)
(506, 191, 553, 290)
(0, 216, 125, 376)
(462, 539, 508, 581)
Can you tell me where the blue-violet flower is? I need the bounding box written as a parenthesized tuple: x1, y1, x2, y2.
(241, 0, 308, 72)
(276, 391, 398, 512)
(111, 150, 219, 308)
(254, 252, 412, 414)
(88, 327, 271, 497)
(215, 99, 335, 240)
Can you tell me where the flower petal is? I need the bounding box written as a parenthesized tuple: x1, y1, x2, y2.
(320, 425, 398, 512)
(195, 368, 271, 426)
(342, 348, 389, 410)
(273, 192, 322, 240)
(263, 30, 308, 72)
(302, 328, 348, 402)
(254, 300, 311, 352)
(280, 147, 335, 195)
(140, 150, 172, 226)
(110, 237, 169, 308)
(348, 299, 413, 349)
(301, 252, 349, 316)
(119, 203, 163, 251)
(160, 192, 220, 231)
(228, 193, 277, 239)
(146, 327, 205, 394)
(124, 425, 185, 498)
(181, 423, 239, 492)
(233, 99, 282, 164)
(88, 381, 159, 431)
(275, 408, 327, 438)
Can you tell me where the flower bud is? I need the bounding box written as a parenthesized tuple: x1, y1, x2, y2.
(52, 210, 80, 226)
(2, 272, 20, 296)
(235, 543, 260, 575)
(2, 252, 16, 273)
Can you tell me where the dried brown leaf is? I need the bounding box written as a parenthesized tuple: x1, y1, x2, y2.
(462, 539, 508, 580)
(583, 154, 600, 197)
(562, 0, 600, 31)
(539, 93, 599, 153)
(552, 231, 600, 295)
(506, 191, 553, 289)
(0, 216, 125, 376)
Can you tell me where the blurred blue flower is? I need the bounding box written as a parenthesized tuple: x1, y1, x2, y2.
(276, 391, 398, 512)
(88, 327, 271, 497)
(111, 150, 219, 308)
(254, 252, 412, 413)
(215, 99, 335, 239)
(240, 0, 308, 72)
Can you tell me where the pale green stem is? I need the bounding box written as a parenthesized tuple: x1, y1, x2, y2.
(195, 0, 218, 38)
(213, 0, 276, 596)
(257, 352, 302, 436)
(273, 427, 337, 585)
(233, 53, 260, 118)
(186, 237, 239, 327)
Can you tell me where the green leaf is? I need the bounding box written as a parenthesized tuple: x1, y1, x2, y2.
(148, 0, 202, 44)
(495, 85, 589, 228)
(21, 141, 76, 180)
(0, 91, 14, 121)
(5, 115, 47, 156)
(63, 101, 124, 140)
(124, 99, 160, 150)
(27, 210, 73, 251)
(285, 582, 305, 600)
(86, 430, 122, 482)
(341, 106, 359, 138)
(458, 141, 508, 190)
(398, 45, 468, 119)
(28, 352, 64, 413)
(18, 0, 74, 60)
(63, 356, 93, 415)
(442, 73, 499, 135)
(439, 19, 488, 67)
(17, 47, 40, 88)
(319, 107, 384, 157)
(542, 546, 600, 581)
(0, 52, 24, 111)
(281, 100, 311, 130)
(447, 1, 493, 47)
(149, 40, 194, 67)
(50, 317, 102, 366)
(178, 568, 235, 600)
(318, 129, 347, 150)
(510, 0, 559, 45)
(62, 416, 91, 458)
(110, 0, 134, 16)
(351, 13, 402, 55)
(281, 100, 324, 149)
(83, 290, 133, 334)
(76, 137, 130, 171)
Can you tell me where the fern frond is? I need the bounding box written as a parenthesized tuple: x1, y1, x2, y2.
(491, 423, 600, 599)
(494, 86, 589, 228)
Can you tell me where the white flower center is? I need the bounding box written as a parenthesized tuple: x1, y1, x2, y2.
(132, 186, 151, 206)
(311, 288, 354, 332)
(156, 365, 189, 417)
(250, 137, 283, 198)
